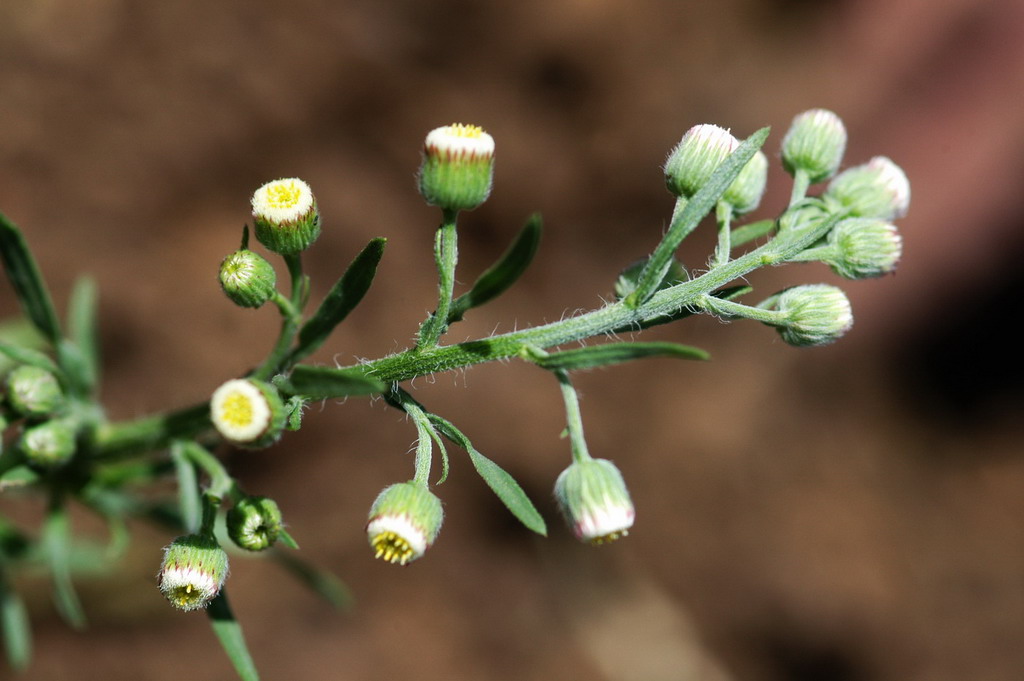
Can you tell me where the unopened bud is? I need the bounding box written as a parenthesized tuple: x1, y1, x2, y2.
(19, 419, 76, 468)
(366, 482, 443, 565)
(4, 365, 63, 417)
(418, 124, 495, 212)
(158, 534, 229, 612)
(826, 218, 903, 279)
(781, 108, 847, 183)
(219, 249, 277, 308)
(825, 156, 910, 220)
(554, 458, 635, 545)
(766, 284, 853, 347)
(664, 124, 738, 199)
(227, 496, 283, 551)
(251, 178, 320, 255)
(722, 150, 768, 215)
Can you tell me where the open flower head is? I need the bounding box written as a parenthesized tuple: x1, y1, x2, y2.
(419, 123, 495, 212)
(158, 534, 229, 612)
(825, 156, 910, 220)
(366, 482, 443, 565)
(210, 378, 285, 448)
(251, 178, 320, 255)
(555, 458, 635, 545)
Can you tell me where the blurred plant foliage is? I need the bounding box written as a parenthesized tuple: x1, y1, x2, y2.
(0, 112, 908, 679)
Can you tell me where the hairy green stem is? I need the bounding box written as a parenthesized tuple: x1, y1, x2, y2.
(252, 253, 304, 381)
(556, 371, 591, 464)
(417, 210, 459, 348)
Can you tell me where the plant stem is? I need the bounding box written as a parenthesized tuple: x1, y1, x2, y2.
(252, 254, 305, 381)
(417, 209, 459, 348)
(556, 371, 591, 464)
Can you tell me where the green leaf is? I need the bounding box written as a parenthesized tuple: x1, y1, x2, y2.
(627, 127, 770, 308)
(0, 318, 47, 374)
(41, 506, 86, 629)
(730, 218, 775, 248)
(0, 341, 59, 375)
(0, 579, 32, 671)
(0, 212, 62, 345)
(279, 365, 386, 400)
(65, 277, 100, 394)
(277, 529, 300, 550)
(428, 414, 547, 536)
(207, 589, 260, 681)
(271, 551, 352, 610)
(525, 341, 708, 371)
(291, 238, 386, 363)
(170, 442, 201, 533)
(449, 214, 542, 323)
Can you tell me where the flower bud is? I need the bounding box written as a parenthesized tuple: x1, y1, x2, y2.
(19, 419, 76, 468)
(219, 249, 277, 308)
(366, 482, 443, 565)
(227, 496, 283, 551)
(781, 108, 847, 183)
(210, 378, 286, 448)
(825, 156, 910, 220)
(158, 534, 229, 612)
(664, 124, 738, 199)
(766, 284, 853, 347)
(418, 124, 495, 212)
(251, 178, 320, 255)
(722, 150, 768, 215)
(4, 365, 63, 417)
(825, 217, 903, 279)
(554, 458, 635, 545)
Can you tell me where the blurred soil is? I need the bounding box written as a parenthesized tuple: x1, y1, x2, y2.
(2, 1, 1024, 680)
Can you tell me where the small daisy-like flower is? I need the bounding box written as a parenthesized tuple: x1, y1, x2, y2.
(766, 284, 854, 347)
(251, 178, 320, 255)
(158, 534, 229, 612)
(664, 124, 739, 200)
(555, 458, 635, 545)
(781, 108, 848, 183)
(825, 156, 910, 220)
(218, 249, 277, 308)
(418, 123, 495, 212)
(210, 378, 285, 448)
(366, 482, 443, 565)
(227, 496, 284, 551)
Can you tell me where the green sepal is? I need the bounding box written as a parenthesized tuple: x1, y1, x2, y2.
(0, 212, 62, 345)
(207, 589, 260, 681)
(278, 365, 386, 399)
(0, 578, 32, 671)
(42, 505, 86, 629)
(291, 238, 386, 363)
(277, 529, 300, 550)
(428, 414, 547, 536)
(66, 276, 100, 395)
(523, 341, 708, 371)
(627, 127, 770, 308)
(284, 396, 306, 431)
(730, 218, 776, 248)
(271, 551, 352, 610)
(449, 214, 542, 323)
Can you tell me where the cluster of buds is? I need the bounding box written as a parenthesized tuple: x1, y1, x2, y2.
(2, 364, 78, 469)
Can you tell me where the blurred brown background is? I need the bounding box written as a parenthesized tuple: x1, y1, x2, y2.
(3, 0, 1024, 679)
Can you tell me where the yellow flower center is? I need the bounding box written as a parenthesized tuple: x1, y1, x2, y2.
(265, 181, 304, 210)
(170, 583, 202, 609)
(371, 531, 415, 565)
(447, 123, 484, 139)
(588, 529, 629, 546)
(220, 392, 254, 428)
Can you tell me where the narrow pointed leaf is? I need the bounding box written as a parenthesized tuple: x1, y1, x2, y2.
(730, 218, 775, 248)
(170, 442, 201, 533)
(279, 365, 386, 399)
(207, 590, 260, 681)
(449, 214, 542, 322)
(277, 529, 299, 550)
(66, 277, 100, 394)
(0, 341, 60, 375)
(292, 238, 386, 362)
(42, 506, 86, 629)
(0, 580, 31, 671)
(428, 414, 547, 536)
(526, 341, 708, 371)
(271, 551, 352, 610)
(627, 127, 770, 307)
(0, 212, 62, 345)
